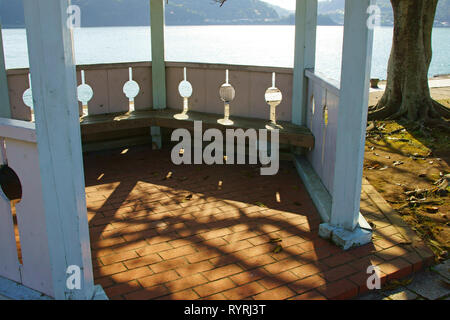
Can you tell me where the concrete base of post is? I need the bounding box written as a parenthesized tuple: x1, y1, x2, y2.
(92, 285, 109, 300)
(0, 276, 108, 300)
(319, 214, 373, 250)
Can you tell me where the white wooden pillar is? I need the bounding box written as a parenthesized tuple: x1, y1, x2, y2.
(330, 0, 374, 231)
(0, 21, 11, 118)
(150, 0, 166, 109)
(23, 0, 94, 299)
(292, 0, 317, 126)
(150, 0, 166, 148)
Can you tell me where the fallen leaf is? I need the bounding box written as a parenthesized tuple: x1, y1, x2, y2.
(389, 128, 405, 135)
(387, 137, 410, 142)
(273, 245, 283, 254)
(425, 207, 439, 214)
(163, 172, 173, 180)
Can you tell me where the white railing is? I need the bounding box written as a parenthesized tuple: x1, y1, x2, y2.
(6, 62, 294, 122)
(305, 69, 340, 194)
(0, 118, 53, 296)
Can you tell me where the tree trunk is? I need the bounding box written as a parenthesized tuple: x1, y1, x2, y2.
(369, 0, 449, 122)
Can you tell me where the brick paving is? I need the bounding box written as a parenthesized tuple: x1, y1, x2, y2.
(356, 260, 450, 300)
(84, 146, 434, 300)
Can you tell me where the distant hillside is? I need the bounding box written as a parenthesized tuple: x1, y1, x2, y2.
(318, 0, 450, 27)
(264, 3, 293, 18)
(278, 13, 339, 26)
(0, 0, 337, 28)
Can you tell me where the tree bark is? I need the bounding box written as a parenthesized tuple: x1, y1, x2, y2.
(369, 0, 449, 122)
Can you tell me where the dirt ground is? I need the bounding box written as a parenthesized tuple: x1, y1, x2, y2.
(364, 87, 450, 262)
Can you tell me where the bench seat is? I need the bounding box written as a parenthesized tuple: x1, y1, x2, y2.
(80, 109, 315, 149)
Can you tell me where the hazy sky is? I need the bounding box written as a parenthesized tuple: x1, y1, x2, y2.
(260, 0, 326, 11)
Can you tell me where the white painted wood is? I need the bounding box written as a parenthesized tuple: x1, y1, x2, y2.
(0, 22, 11, 118)
(330, 0, 374, 231)
(306, 74, 340, 194)
(0, 191, 21, 283)
(0, 118, 36, 143)
(292, 0, 318, 126)
(0, 275, 53, 300)
(305, 69, 340, 96)
(166, 65, 293, 121)
(84, 70, 109, 115)
(7, 62, 295, 121)
(133, 66, 153, 110)
(150, 0, 166, 148)
(5, 73, 31, 121)
(150, 0, 166, 109)
(23, 0, 94, 299)
(107, 68, 129, 113)
(6, 138, 53, 296)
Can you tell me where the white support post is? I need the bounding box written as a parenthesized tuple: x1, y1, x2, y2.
(319, 0, 374, 250)
(0, 21, 11, 118)
(292, 0, 317, 126)
(150, 0, 166, 109)
(150, 0, 166, 148)
(23, 0, 94, 299)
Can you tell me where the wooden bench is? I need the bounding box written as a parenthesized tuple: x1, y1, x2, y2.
(80, 109, 315, 149)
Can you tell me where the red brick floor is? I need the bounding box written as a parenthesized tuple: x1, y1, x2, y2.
(84, 146, 432, 300)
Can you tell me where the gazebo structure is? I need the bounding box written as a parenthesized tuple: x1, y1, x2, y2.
(0, 0, 375, 299)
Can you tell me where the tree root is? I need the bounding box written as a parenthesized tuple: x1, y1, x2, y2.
(432, 100, 450, 119)
(368, 99, 449, 123)
(423, 117, 450, 133)
(387, 109, 408, 120)
(367, 103, 396, 121)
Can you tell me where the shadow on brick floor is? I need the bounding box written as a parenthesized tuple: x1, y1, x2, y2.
(83, 146, 433, 300)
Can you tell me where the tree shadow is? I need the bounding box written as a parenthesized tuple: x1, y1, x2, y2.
(83, 145, 398, 300)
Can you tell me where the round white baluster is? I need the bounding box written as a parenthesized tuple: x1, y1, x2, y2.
(265, 72, 283, 130)
(217, 70, 235, 126)
(123, 67, 140, 112)
(77, 70, 94, 116)
(22, 73, 33, 110)
(174, 67, 193, 120)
